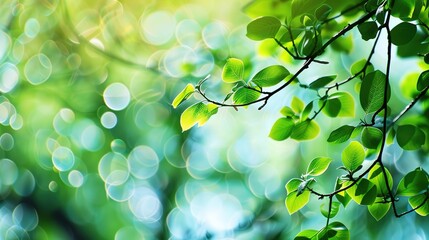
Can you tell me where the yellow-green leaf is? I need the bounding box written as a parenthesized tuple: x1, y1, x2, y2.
(286, 190, 311, 214)
(222, 58, 244, 83)
(180, 102, 218, 131)
(341, 141, 365, 172)
(172, 84, 195, 108)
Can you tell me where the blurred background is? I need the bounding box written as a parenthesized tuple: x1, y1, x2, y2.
(0, 0, 428, 239)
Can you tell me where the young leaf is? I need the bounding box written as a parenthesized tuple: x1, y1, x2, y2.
(301, 101, 313, 120)
(391, 22, 417, 46)
(336, 179, 352, 207)
(180, 102, 218, 131)
(360, 70, 390, 113)
(246, 16, 281, 41)
(341, 141, 365, 172)
(368, 163, 393, 197)
(269, 117, 295, 141)
(315, 4, 332, 21)
(321, 92, 355, 117)
(327, 125, 355, 143)
(346, 178, 377, 205)
(286, 190, 311, 214)
(361, 127, 383, 149)
(368, 201, 391, 221)
(396, 124, 426, 150)
(358, 21, 378, 41)
(409, 193, 429, 216)
(308, 75, 337, 90)
(417, 70, 429, 91)
(222, 58, 244, 83)
(251, 65, 290, 87)
(396, 168, 429, 197)
(279, 28, 302, 43)
(320, 201, 340, 218)
(306, 157, 332, 176)
(317, 222, 350, 240)
(294, 229, 318, 240)
(280, 106, 296, 117)
(232, 87, 261, 105)
(286, 178, 303, 194)
(172, 84, 195, 108)
(291, 96, 305, 113)
(290, 120, 320, 141)
(350, 59, 373, 76)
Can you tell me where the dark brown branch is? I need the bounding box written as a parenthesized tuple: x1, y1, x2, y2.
(198, 9, 377, 109)
(392, 84, 429, 124)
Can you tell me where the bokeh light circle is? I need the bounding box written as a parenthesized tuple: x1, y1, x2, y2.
(128, 186, 162, 222)
(0, 159, 18, 185)
(24, 54, 52, 85)
(0, 133, 14, 151)
(0, 63, 19, 93)
(52, 146, 75, 171)
(141, 11, 175, 45)
(128, 145, 159, 179)
(106, 177, 135, 202)
(100, 111, 117, 129)
(98, 152, 129, 185)
(103, 83, 131, 111)
(12, 203, 39, 231)
(68, 170, 84, 188)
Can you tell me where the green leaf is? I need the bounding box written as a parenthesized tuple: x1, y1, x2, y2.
(222, 58, 244, 83)
(308, 75, 337, 89)
(350, 59, 373, 76)
(396, 168, 429, 197)
(294, 229, 318, 240)
(301, 31, 321, 56)
(307, 157, 332, 176)
(417, 70, 429, 91)
(291, 97, 305, 113)
(180, 102, 218, 131)
(327, 125, 355, 144)
(386, 128, 396, 145)
(286, 190, 311, 214)
(358, 21, 378, 41)
(280, 28, 302, 43)
(368, 163, 393, 197)
(286, 178, 303, 194)
(291, 120, 320, 141)
(368, 200, 391, 221)
(269, 117, 295, 141)
(280, 106, 296, 117)
(361, 127, 383, 149)
(301, 101, 313, 120)
(336, 179, 352, 207)
(391, 22, 417, 46)
(315, 4, 332, 21)
(320, 201, 340, 218)
(321, 92, 355, 117)
(232, 87, 261, 105)
(360, 70, 390, 113)
(396, 124, 426, 150)
(391, 0, 422, 20)
(409, 193, 429, 216)
(251, 65, 290, 87)
(341, 141, 365, 172)
(172, 84, 195, 108)
(346, 178, 377, 205)
(246, 16, 281, 41)
(318, 222, 350, 240)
